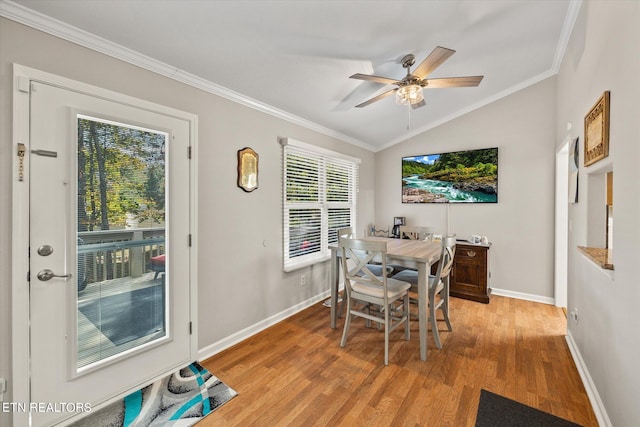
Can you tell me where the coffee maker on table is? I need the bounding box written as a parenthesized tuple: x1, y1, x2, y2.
(391, 217, 405, 238)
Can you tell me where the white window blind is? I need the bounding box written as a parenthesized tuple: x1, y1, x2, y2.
(282, 138, 359, 272)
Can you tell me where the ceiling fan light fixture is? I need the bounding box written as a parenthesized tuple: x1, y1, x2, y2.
(396, 84, 424, 105)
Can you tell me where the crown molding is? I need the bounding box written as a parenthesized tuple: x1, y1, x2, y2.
(552, 0, 583, 72)
(379, 0, 583, 152)
(378, 68, 557, 151)
(1, 0, 580, 154)
(0, 0, 375, 152)
(373, 0, 583, 152)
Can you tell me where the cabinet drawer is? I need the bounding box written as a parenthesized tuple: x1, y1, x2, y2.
(456, 248, 485, 262)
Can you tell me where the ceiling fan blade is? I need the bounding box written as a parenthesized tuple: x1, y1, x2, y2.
(413, 46, 456, 78)
(424, 76, 484, 88)
(350, 73, 400, 85)
(355, 89, 397, 108)
(411, 99, 426, 109)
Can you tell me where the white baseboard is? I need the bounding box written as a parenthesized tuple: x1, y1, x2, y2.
(197, 290, 331, 362)
(565, 330, 611, 427)
(490, 287, 555, 305)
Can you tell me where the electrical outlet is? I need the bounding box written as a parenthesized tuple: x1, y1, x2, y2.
(300, 275, 306, 286)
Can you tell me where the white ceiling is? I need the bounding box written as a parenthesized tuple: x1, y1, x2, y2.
(3, 0, 578, 151)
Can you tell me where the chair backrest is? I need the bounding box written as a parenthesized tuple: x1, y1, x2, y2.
(399, 225, 435, 241)
(337, 227, 355, 239)
(368, 225, 389, 237)
(339, 237, 389, 300)
(431, 235, 457, 284)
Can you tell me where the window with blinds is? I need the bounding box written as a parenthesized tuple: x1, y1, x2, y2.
(282, 138, 359, 271)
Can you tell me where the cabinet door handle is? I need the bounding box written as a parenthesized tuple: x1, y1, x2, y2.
(466, 250, 476, 257)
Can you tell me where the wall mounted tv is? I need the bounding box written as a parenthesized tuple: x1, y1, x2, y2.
(402, 147, 498, 203)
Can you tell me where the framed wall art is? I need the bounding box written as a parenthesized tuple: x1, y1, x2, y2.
(402, 147, 498, 203)
(237, 147, 259, 192)
(584, 91, 610, 167)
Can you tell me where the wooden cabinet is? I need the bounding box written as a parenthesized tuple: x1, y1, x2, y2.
(450, 242, 491, 303)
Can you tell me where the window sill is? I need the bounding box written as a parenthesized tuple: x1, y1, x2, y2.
(283, 253, 331, 272)
(577, 246, 614, 270)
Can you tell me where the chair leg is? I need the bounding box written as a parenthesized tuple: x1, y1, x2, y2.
(383, 306, 390, 366)
(443, 278, 453, 332)
(340, 296, 352, 348)
(430, 300, 442, 349)
(404, 294, 410, 341)
(442, 306, 453, 332)
(335, 290, 345, 319)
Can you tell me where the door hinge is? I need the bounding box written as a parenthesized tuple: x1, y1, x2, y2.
(188, 234, 192, 247)
(27, 271, 30, 282)
(189, 322, 193, 335)
(188, 146, 192, 159)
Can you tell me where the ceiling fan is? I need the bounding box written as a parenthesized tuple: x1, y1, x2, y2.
(350, 46, 483, 108)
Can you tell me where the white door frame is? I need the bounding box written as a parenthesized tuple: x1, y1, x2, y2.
(11, 64, 198, 425)
(555, 138, 570, 308)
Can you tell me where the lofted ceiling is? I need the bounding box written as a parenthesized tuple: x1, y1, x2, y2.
(2, 0, 579, 151)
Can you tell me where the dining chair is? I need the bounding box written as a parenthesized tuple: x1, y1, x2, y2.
(337, 226, 355, 239)
(334, 226, 391, 323)
(337, 227, 393, 280)
(399, 225, 435, 241)
(339, 237, 411, 365)
(391, 235, 456, 349)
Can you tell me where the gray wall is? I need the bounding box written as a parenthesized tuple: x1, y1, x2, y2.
(2, 1, 640, 425)
(374, 77, 558, 299)
(0, 17, 375, 420)
(557, 1, 640, 426)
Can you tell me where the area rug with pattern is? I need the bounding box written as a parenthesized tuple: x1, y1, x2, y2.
(475, 389, 582, 427)
(71, 362, 237, 426)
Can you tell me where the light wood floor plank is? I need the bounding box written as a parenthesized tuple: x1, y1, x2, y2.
(200, 295, 598, 426)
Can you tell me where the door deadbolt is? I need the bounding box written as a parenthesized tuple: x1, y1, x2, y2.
(37, 245, 54, 256)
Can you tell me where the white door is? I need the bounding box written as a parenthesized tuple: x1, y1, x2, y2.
(29, 81, 193, 426)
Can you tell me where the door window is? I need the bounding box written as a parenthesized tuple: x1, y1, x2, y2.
(76, 116, 168, 370)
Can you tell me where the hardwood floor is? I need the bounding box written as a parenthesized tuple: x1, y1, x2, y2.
(199, 295, 598, 426)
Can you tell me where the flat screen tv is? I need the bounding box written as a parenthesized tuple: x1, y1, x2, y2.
(402, 147, 498, 203)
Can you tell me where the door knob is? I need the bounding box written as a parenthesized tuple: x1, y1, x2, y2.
(37, 269, 72, 281)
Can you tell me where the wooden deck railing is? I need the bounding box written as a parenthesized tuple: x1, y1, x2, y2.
(77, 228, 165, 284)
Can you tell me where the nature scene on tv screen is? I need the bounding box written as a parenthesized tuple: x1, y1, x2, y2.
(402, 147, 498, 203)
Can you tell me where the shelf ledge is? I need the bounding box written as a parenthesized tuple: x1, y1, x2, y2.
(577, 246, 614, 270)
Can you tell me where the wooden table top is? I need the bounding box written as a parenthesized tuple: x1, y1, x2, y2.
(352, 236, 441, 264)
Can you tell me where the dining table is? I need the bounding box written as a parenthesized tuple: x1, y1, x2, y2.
(328, 236, 442, 361)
